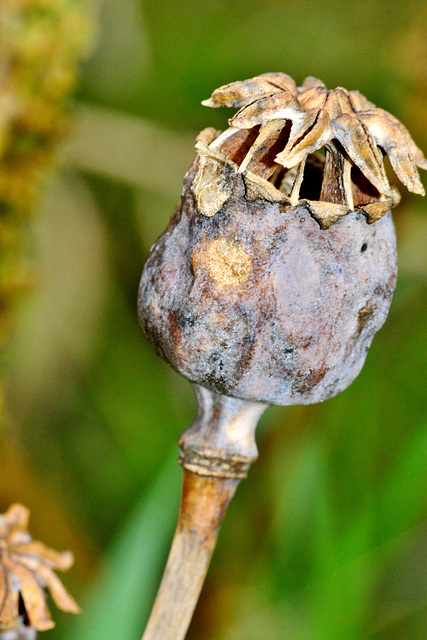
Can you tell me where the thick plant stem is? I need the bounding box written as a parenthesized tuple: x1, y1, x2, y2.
(141, 471, 239, 640)
(141, 385, 268, 640)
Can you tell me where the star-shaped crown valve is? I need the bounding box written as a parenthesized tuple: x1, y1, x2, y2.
(195, 73, 426, 228)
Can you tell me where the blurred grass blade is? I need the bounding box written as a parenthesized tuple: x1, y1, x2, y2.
(66, 452, 182, 640)
(62, 104, 195, 194)
(81, 0, 151, 103)
(380, 419, 427, 539)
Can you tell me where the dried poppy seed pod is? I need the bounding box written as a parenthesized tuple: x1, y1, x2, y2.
(139, 74, 426, 408)
(140, 156, 397, 407)
(138, 74, 426, 640)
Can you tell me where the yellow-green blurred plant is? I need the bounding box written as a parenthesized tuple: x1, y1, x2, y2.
(0, 0, 94, 366)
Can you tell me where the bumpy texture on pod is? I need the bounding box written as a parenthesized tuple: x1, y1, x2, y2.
(138, 158, 397, 406)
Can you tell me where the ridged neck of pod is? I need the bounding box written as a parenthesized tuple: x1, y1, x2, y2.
(179, 384, 269, 478)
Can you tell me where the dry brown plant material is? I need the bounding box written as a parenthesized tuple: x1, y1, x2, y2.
(0, 504, 79, 633)
(200, 73, 426, 226)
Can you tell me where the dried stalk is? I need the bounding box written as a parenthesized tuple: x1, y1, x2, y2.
(141, 471, 238, 640)
(141, 385, 268, 640)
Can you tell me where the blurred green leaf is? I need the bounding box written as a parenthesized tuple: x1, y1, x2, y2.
(379, 420, 427, 541)
(66, 452, 182, 640)
(63, 104, 195, 195)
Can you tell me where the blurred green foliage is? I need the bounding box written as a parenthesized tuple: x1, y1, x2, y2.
(0, 0, 426, 639)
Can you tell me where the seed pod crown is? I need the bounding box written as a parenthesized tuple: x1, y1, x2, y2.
(197, 73, 426, 228)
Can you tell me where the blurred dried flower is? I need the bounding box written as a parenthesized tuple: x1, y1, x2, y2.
(0, 504, 80, 633)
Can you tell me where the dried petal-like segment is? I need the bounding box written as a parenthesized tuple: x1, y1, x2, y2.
(244, 170, 289, 203)
(239, 120, 289, 177)
(2, 558, 54, 631)
(331, 113, 391, 196)
(305, 200, 349, 228)
(196, 127, 221, 146)
(358, 200, 392, 223)
(276, 108, 331, 168)
(17, 557, 80, 614)
(349, 90, 375, 111)
(288, 158, 307, 205)
(259, 72, 297, 94)
(0, 566, 6, 613)
(193, 143, 239, 217)
(409, 144, 427, 170)
(202, 77, 282, 109)
(211, 127, 261, 166)
(323, 90, 350, 120)
(0, 505, 29, 539)
(300, 76, 326, 90)
(230, 90, 302, 129)
(297, 85, 328, 110)
(359, 111, 426, 195)
(0, 573, 19, 631)
(333, 88, 355, 115)
(0, 503, 79, 632)
(11, 541, 74, 570)
(193, 157, 235, 217)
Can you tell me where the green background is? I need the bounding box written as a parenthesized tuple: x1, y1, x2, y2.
(1, 0, 426, 638)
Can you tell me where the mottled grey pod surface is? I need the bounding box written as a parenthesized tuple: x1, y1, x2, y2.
(138, 159, 397, 406)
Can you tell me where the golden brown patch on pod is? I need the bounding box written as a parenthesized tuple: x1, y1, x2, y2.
(192, 238, 252, 289)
